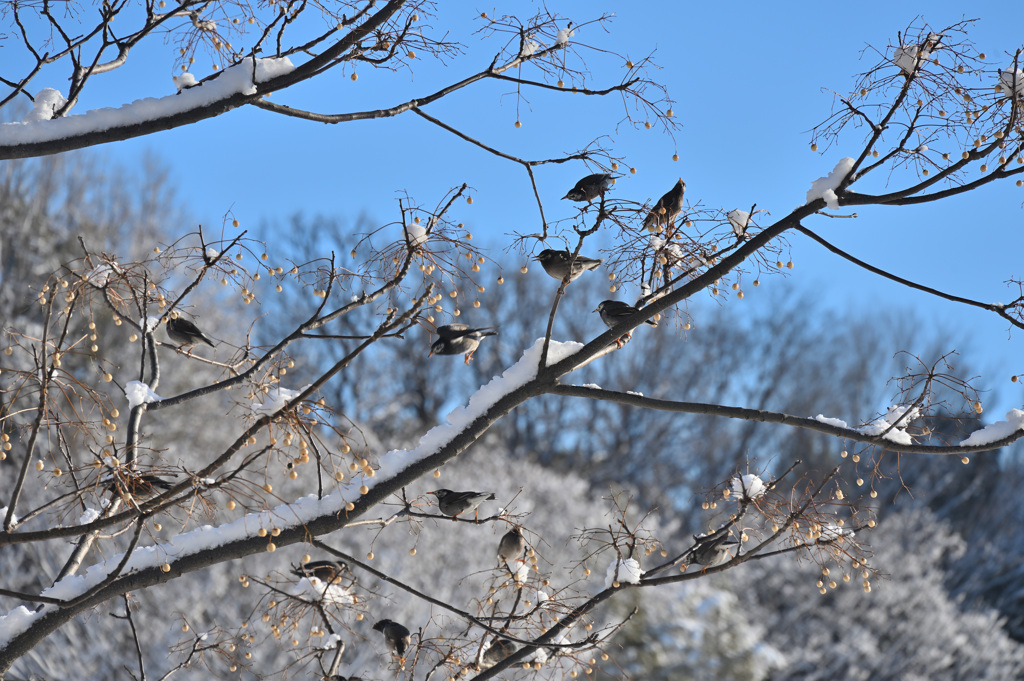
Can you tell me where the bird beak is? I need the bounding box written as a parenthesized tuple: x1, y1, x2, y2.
(427, 491, 436, 496)
(561, 193, 570, 200)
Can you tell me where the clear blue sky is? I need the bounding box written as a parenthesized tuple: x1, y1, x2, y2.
(10, 1, 1024, 417)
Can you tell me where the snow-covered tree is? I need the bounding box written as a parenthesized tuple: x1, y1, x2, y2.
(2, 5, 1024, 680)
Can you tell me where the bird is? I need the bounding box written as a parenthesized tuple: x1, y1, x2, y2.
(562, 173, 615, 204)
(291, 560, 349, 584)
(594, 300, 657, 347)
(105, 472, 175, 499)
(166, 316, 215, 349)
(429, 489, 495, 520)
(688, 529, 740, 568)
(535, 249, 603, 284)
(373, 619, 412, 660)
(429, 324, 498, 365)
(643, 178, 686, 231)
(497, 527, 526, 563)
(480, 638, 518, 669)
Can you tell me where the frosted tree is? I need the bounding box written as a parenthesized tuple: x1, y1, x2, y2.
(2, 5, 1024, 680)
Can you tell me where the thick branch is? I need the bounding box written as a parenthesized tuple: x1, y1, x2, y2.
(547, 384, 1024, 455)
(0, 0, 406, 159)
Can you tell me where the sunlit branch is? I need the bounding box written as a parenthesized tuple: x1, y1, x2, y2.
(547, 384, 1024, 455)
(797, 223, 1024, 329)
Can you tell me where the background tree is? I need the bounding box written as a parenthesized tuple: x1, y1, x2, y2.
(2, 4, 1024, 680)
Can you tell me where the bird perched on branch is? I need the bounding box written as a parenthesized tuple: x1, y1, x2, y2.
(643, 178, 686, 231)
(497, 527, 526, 563)
(104, 472, 175, 499)
(166, 316, 215, 349)
(535, 249, 603, 284)
(429, 324, 498, 364)
(373, 619, 412, 660)
(688, 528, 740, 568)
(594, 300, 658, 347)
(291, 560, 349, 584)
(562, 173, 615, 204)
(429, 489, 495, 520)
(480, 638, 518, 669)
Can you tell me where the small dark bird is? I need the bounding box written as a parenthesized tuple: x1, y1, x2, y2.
(429, 324, 498, 365)
(291, 560, 349, 584)
(166, 316, 215, 348)
(429, 489, 495, 520)
(562, 173, 615, 204)
(643, 178, 686, 231)
(373, 619, 412, 659)
(480, 638, 518, 669)
(594, 300, 657, 347)
(105, 473, 175, 499)
(497, 527, 526, 563)
(689, 529, 740, 568)
(535, 249, 603, 284)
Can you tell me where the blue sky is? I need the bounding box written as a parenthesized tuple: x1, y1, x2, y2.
(7, 1, 1024, 417)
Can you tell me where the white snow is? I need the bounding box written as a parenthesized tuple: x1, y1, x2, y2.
(83, 261, 121, 285)
(412, 339, 581, 467)
(0, 57, 294, 146)
(191, 16, 217, 32)
(253, 384, 312, 415)
(125, 381, 162, 409)
(581, 383, 602, 389)
(998, 69, 1024, 98)
(894, 34, 939, 75)
(626, 390, 644, 397)
(813, 414, 849, 429)
(521, 39, 540, 57)
(884, 404, 920, 427)
(819, 523, 854, 541)
(0, 507, 18, 525)
(292, 577, 355, 606)
(173, 73, 198, 91)
(404, 221, 428, 247)
(894, 45, 928, 75)
(142, 316, 161, 333)
(0, 337, 586, 650)
(323, 633, 343, 650)
(805, 157, 855, 209)
(858, 405, 920, 445)
(555, 26, 575, 46)
(959, 409, 1024, 446)
(23, 89, 68, 122)
(205, 246, 220, 259)
(730, 474, 767, 500)
(727, 209, 749, 237)
(78, 507, 101, 525)
(649, 235, 685, 263)
(0, 606, 36, 645)
(605, 557, 643, 588)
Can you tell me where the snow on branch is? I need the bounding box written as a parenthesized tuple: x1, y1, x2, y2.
(959, 409, 1024, 447)
(0, 57, 294, 148)
(805, 157, 855, 209)
(0, 338, 582, 650)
